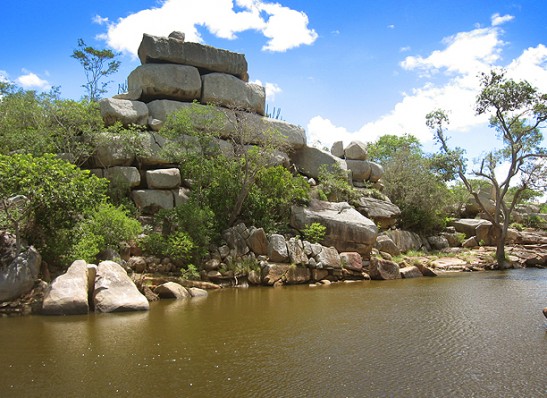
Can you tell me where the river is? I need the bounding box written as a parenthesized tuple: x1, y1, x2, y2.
(0, 269, 546, 397)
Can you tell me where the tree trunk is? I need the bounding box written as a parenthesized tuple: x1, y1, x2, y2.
(495, 227, 511, 269)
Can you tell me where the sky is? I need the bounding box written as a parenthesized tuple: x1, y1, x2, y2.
(1, 0, 546, 161)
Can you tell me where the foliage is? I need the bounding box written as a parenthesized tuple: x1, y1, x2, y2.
(242, 166, 310, 232)
(0, 84, 104, 165)
(367, 134, 422, 164)
(160, 102, 307, 233)
(72, 38, 121, 101)
(427, 69, 547, 267)
(0, 153, 108, 264)
(140, 231, 196, 264)
(180, 264, 200, 280)
(301, 222, 326, 243)
(69, 203, 142, 263)
(317, 164, 358, 203)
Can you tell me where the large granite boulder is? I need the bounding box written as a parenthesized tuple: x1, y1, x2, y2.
(104, 166, 141, 188)
(368, 162, 384, 183)
(344, 141, 368, 160)
(356, 197, 401, 229)
(285, 266, 311, 284)
(146, 168, 181, 189)
(246, 227, 269, 255)
(201, 73, 265, 115)
(291, 146, 348, 180)
(262, 263, 291, 285)
(93, 261, 149, 312)
(346, 160, 372, 181)
(400, 266, 423, 279)
(369, 258, 401, 280)
(90, 133, 136, 168)
(99, 98, 148, 127)
(286, 238, 308, 266)
(138, 33, 248, 80)
(331, 141, 344, 158)
(268, 234, 289, 263)
(316, 246, 342, 269)
(375, 235, 401, 257)
(41, 260, 91, 315)
(385, 230, 422, 253)
(131, 189, 174, 213)
(236, 112, 306, 150)
(0, 246, 42, 302)
(154, 282, 190, 299)
(291, 200, 378, 256)
(340, 252, 363, 272)
(128, 64, 202, 102)
(450, 219, 492, 238)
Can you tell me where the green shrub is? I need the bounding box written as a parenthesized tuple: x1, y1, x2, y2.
(301, 222, 326, 243)
(317, 164, 358, 203)
(180, 264, 200, 280)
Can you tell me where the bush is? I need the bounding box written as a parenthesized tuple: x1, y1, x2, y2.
(317, 164, 358, 203)
(68, 204, 142, 263)
(301, 222, 326, 243)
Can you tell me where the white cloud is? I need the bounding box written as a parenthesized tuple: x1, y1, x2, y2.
(98, 0, 317, 56)
(491, 13, 514, 27)
(0, 70, 9, 83)
(306, 17, 547, 150)
(93, 15, 109, 25)
(15, 71, 51, 90)
(251, 79, 282, 101)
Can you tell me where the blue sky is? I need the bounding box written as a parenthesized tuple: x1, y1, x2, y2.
(1, 0, 546, 160)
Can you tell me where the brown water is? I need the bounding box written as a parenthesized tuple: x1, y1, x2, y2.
(0, 269, 546, 397)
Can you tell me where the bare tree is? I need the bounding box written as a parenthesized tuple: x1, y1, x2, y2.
(426, 70, 547, 268)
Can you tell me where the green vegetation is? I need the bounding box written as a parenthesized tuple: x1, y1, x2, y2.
(317, 164, 358, 203)
(301, 222, 327, 243)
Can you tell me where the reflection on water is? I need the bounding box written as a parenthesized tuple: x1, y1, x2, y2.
(0, 269, 546, 397)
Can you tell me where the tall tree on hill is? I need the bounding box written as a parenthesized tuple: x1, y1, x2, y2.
(72, 39, 120, 102)
(426, 70, 547, 268)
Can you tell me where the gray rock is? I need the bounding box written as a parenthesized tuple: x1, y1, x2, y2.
(285, 266, 311, 284)
(344, 141, 368, 160)
(368, 258, 401, 280)
(451, 219, 492, 238)
(386, 230, 422, 253)
(154, 282, 190, 299)
(128, 64, 201, 102)
(316, 246, 341, 269)
(104, 166, 141, 188)
(286, 238, 308, 266)
(188, 287, 208, 297)
(131, 189, 174, 213)
(246, 227, 269, 256)
(99, 98, 148, 127)
(236, 112, 306, 150)
(291, 201, 377, 256)
(223, 224, 250, 257)
(268, 234, 289, 263)
(340, 252, 363, 272)
(291, 146, 348, 180)
(375, 235, 401, 257)
(0, 246, 41, 302)
(135, 132, 173, 167)
(427, 236, 450, 250)
(138, 33, 248, 80)
(346, 160, 372, 181)
(41, 260, 90, 315)
(146, 168, 181, 189)
(173, 187, 191, 207)
(168, 31, 185, 42)
(201, 73, 265, 115)
(356, 197, 401, 229)
(90, 133, 136, 168)
(414, 262, 438, 277)
(261, 263, 290, 285)
(331, 141, 344, 158)
(462, 236, 479, 248)
(93, 261, 149, 312)
(400, 266, 423, 278)
(368, 162, 384, 183)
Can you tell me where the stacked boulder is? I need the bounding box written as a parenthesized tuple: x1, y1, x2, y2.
(331, 140, 384, 188)
(94, 31, 307, 214)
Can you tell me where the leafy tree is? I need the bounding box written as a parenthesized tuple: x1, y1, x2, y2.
(0, 84, 103, 164)
(367, 134, 422, 164)
(72, 38, 120, 101)
(426, 70, 547, 268)
(0, 153, 108, 263)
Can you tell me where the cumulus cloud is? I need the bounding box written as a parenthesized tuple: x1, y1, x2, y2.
(253, 79, 282, 101)
(97, 0, 317, 56)
(15, 71, 51, 90)
(93, 15, 109, 25)
(306, 16, 547, 150)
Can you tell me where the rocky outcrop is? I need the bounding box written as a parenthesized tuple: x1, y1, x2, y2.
(356, 197, 401, 229)
(344, 141, 368, 160)
(291, 200, 378, 256)
(451, 219, 492, 238)
(202, 73, 265, 115)
(0, 246, 41, 302)
(385, 230, 423, 253)
(329, 140, 385, 185)
(138, 33, 248, 80)
(93, 261, 149, 313)
(292, 146, 347, 180)
(100, 98, 149, 127)
(41, 260, 91, 315)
